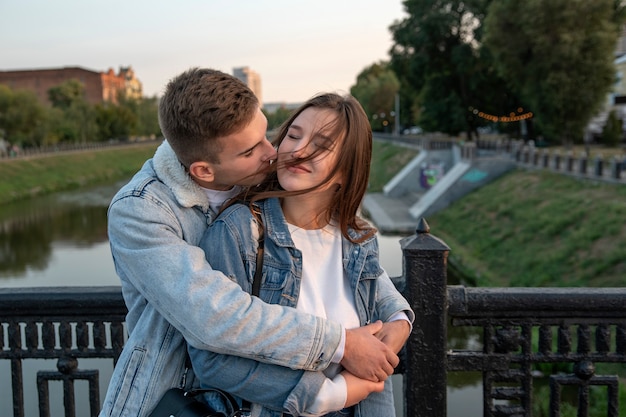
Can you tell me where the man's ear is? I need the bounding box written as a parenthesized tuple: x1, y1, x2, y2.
(188, 161, 215, 183)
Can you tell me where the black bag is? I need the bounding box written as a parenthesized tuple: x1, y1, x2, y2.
(148, 387, 248, 417)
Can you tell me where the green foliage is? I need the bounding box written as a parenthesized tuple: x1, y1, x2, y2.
(95, 103, 137, 141)
(0, 85, 48, 147)
(350, 62, 400, 132)
(48, 79, 86, 109)
(134, 96, 161, 137)
(388, 0, 515, 139)
(601, 109, 623, 147)
(263, 106, 294, 131)
(368, 140, 419, 192)
(484, 0, 626, 145)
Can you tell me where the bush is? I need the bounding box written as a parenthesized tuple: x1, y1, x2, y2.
(601, 110, 622, 147)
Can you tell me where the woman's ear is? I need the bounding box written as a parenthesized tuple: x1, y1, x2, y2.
(188, 161, 215, 183)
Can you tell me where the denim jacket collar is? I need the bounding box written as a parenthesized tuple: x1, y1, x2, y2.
(260, 197, 376, 249)
(153, 140, 210, 211)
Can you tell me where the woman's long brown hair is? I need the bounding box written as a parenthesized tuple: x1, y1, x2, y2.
(228, 92, 376, 243)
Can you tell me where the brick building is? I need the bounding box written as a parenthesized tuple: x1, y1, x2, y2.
(0, 66, 143, 105)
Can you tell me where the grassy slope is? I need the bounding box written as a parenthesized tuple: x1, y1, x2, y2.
(428, 169, 626, 288)
(369, 140, 419, 192)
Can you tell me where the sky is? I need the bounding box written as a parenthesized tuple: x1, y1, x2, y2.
(0, 0, 406, 104)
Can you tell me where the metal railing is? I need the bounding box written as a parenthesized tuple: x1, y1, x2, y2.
(0, 286, 126, 417)
(2, 221, 625, 417)
(401, 219, 626, 417)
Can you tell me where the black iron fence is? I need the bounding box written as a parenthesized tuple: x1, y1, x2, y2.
(2, 221, 625, 417)
(0, 287, 126, 417)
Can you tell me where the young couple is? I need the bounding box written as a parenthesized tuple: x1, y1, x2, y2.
(100, 68, 414, 417)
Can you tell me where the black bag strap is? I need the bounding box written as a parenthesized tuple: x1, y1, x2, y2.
(250, 204, 264, 298)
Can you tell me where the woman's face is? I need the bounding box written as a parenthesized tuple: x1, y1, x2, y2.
(277, 107, 342, 194)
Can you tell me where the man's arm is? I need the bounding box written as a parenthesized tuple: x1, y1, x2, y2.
(195, 203, 402, 381)
(342, 322, 398, 381)
(188, 345, 321, 415)
(109, 194, 341, 371)
(188, 345, 385, 416)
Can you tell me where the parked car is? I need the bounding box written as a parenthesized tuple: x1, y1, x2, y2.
(402, 126, 423, 135)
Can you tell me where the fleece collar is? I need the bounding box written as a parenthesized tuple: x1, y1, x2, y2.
(152, 140, 210, 211)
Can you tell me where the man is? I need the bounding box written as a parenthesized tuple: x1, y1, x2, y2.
(100, 68, 403, 417)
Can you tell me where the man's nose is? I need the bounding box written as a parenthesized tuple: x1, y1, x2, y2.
(262, 138, 278, 161)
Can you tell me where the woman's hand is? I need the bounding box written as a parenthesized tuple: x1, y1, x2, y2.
(341, 370, 385, 407)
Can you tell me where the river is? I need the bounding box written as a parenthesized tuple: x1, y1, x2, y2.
(0, 179, 481, 416)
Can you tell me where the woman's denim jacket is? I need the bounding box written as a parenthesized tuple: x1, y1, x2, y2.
(99, 141, 344, 417)
(189, 197, 415, 417)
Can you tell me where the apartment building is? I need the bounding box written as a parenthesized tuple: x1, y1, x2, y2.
(233, 66, 262, 107)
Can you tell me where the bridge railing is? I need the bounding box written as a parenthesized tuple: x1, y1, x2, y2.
(471, 138, 626, 183)
(2, 221, 625, 417)
(401, 219, 626, 417)
(0, 286, 126, 417)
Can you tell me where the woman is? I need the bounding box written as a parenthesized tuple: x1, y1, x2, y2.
(189, 93, 414, 417)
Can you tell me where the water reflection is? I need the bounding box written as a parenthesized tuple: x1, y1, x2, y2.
(0, 181, 124, 284)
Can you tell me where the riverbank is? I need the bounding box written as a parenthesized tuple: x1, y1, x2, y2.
(0, 142, 160, 205)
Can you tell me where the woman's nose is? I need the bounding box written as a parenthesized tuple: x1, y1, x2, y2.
(291, 142, 310, 158)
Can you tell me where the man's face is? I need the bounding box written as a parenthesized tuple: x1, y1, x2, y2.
(205, 108, 277, 190)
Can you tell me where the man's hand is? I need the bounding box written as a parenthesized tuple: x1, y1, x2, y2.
(341, 321, 399, 382)
(341, 370, 385, 408)
(375, 320, 411, 353)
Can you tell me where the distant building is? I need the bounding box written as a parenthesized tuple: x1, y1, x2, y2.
(233, 66, 262, 107)
(0, 66, 143, 105)
(263, 102, 302, 114)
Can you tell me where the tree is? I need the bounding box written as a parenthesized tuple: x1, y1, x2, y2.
(134, 96, 161, 138)
(350, 62, 400, 132)
(48, 79, 86, 109)
(263, 106, 293, 131)
(389, 0, 513, 139)
(484, 0, 626, 146)
(0, 85, 48, 147)
(47, 80, 98, 143)
(95, 103, 136, 141)
(602, 109, 623, 147)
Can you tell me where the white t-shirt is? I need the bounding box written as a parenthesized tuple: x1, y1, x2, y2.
(288, 223, 358, 415)
(201, 186, 241, 214)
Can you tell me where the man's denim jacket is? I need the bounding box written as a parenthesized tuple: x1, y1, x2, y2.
(189, 197, 415, 417)
(99, 141, 343, 417)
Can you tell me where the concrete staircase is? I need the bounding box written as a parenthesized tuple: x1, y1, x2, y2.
(363, 144, 516, 234)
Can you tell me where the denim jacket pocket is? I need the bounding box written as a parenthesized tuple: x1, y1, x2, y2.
(107, 347, 146, 416)
(255, 267, 288, 305)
